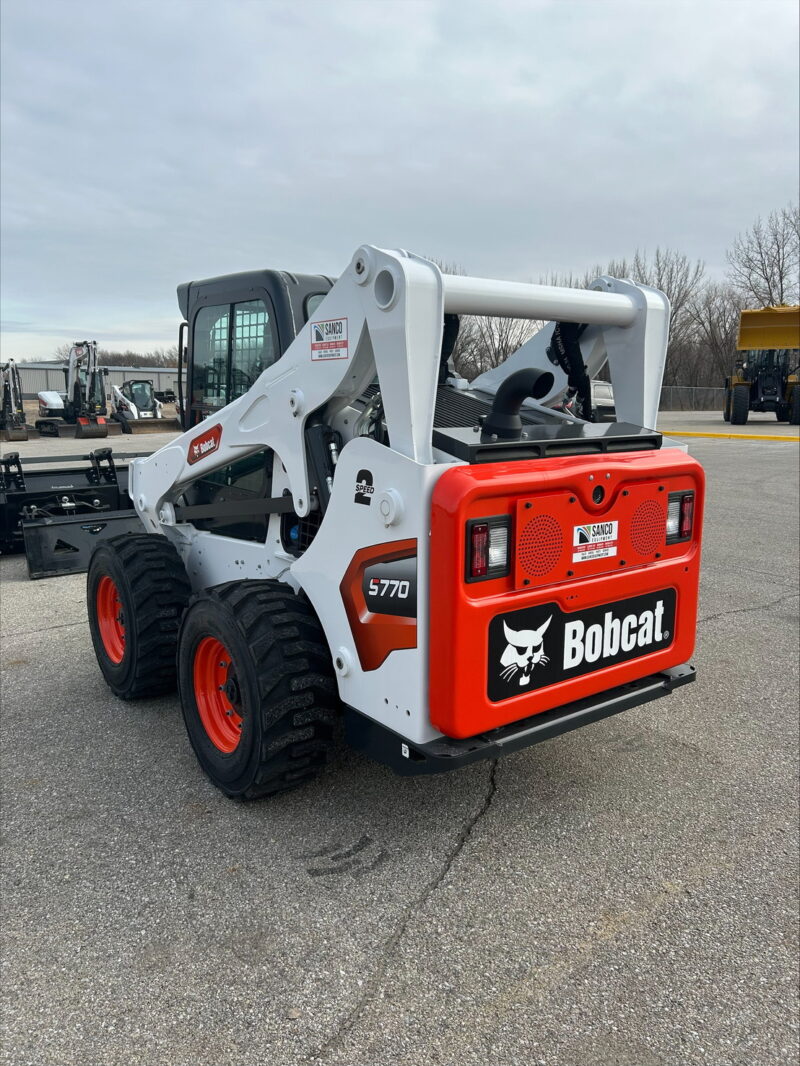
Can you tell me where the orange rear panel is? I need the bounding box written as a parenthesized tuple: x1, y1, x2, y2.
(429, 448, 704, 738)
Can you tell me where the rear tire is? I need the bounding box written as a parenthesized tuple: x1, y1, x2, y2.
(177, 581, 339, 800)
(790, 389, 800, 426)
(87, 534, 191, 699)
(730, 384, 750, 425)
(723, 387, 731, 422)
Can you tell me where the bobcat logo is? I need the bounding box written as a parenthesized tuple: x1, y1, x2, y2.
(499, 615, 552, 685)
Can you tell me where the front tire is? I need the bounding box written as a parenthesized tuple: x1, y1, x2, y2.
(790, 388, 800, 426)
(87, 534, 191, 699)
(730, 384, 750, 425)
(723, 387, 731, 422)
(177, 581, 339, 799)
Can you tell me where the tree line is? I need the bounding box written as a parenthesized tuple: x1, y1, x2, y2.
(51, 344, 179, 368)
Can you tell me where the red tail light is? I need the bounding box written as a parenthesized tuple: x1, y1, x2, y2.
(469, 523, 489, 579)
(679, 493, 694, 539)
(667, 491, 695, 544)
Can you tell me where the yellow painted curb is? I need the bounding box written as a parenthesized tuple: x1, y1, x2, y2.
(665, 430, 800, 442)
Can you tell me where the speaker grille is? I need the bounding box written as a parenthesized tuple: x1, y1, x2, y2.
(631, 500, 665, 555)
(518, 514, 563, 577)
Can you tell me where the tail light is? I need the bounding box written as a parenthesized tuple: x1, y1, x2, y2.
(667, 492, 695, 544)
(466, 516, 511, 582)
(469, 523, 489, 578)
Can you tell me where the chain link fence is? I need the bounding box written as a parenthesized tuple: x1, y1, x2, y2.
(659, 386, 724, 411)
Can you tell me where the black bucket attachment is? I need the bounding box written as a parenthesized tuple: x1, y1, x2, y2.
(3, 424, 29, 442)
(23, 510, 145, 578)
(74, 418, 109, 440)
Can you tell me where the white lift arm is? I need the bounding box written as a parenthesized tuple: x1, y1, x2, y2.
(129, 246, 670, 533)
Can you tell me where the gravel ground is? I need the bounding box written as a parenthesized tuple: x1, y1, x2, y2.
(1, 436, 798, 1066)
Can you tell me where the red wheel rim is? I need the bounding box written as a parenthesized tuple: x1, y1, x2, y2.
(193, 637, 243, 753)
(96, 575, 126, 664)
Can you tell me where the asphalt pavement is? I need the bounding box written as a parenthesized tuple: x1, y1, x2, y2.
(1, 436, 798, 1066)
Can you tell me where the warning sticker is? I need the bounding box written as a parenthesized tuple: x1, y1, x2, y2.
(572, 521, 618, 563)
(311, 317, 348, 360)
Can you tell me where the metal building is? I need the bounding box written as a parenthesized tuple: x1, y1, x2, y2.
(14, 363, 180, 401)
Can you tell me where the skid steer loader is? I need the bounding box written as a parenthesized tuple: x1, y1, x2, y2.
(110, 378, 182, 433)
(36, 340, 112, 439)
(85, 247, 704, 799)
(0, 360, 29, 441)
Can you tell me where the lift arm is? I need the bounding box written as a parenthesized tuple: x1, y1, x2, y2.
(129, 246, 670, 533)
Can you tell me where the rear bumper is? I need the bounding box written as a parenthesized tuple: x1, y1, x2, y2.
(345, 663, 695, 776)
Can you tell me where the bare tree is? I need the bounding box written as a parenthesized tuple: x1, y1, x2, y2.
(726, 204, 800, 307)
(686, 282, 742, 384)
(452, 315, 538, 380)
(53, 344, 179, 367)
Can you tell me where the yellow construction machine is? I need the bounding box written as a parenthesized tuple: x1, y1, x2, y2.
(724, 305, 800, 425)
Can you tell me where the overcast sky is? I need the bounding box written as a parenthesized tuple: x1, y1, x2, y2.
(1, 0, 798, 361)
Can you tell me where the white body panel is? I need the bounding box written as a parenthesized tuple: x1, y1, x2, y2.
(38, 390, 65, 411)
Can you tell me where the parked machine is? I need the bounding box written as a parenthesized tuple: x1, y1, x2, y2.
(724, 306, 800, 424)
(36, 340, 110, 438)
(0, 360, 28, 441)
(110, 378, 181, 434)
(78, 246, 703, 800)
(112, 378, 163, 424)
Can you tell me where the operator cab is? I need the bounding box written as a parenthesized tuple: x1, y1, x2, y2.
(177, 269, 334, 430)
(121, 379, 157, 413)
(175, 269, 333, 542)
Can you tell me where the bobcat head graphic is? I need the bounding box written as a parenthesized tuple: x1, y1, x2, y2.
(499, 616, 552, 685)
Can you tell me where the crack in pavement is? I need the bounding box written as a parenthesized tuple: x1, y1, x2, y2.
(2, 619, 87, 639)
(701, 562, 799, 584)
(309, 760, 499, 1064)
(698, 590, 799, 625)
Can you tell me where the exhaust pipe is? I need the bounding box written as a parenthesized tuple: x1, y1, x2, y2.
(481, 368, 554, 441)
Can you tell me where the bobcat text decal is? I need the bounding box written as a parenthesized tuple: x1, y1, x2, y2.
(487, 589, 676, 702)
(188, 424, 222, 465)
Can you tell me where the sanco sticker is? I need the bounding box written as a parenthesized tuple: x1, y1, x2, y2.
(572, 520, 618, 563)
(311, 317, 348, 360)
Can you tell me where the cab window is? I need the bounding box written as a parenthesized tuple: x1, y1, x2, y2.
(231, 300, 275, 400)
(305, 293, 327, 321)
(191, 298, 278, 410)
(192, 304, 230, 408)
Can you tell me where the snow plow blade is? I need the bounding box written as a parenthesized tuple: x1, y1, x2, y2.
(113, 415, 183, 435)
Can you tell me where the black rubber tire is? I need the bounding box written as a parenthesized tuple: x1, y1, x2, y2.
(87, 533, 191, 699)
(723, 387, 731, 422)
(790, 388, 800, 426)
(730, 384, 750, 425)
(112, 412, 133, 434)
(177, 581, 339, 800)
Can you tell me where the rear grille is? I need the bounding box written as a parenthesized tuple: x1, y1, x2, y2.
(517, 514, 563, 577)
(631, 500, 665, 555)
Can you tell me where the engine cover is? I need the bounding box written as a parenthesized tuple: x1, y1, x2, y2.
(428, 448, 704, 738)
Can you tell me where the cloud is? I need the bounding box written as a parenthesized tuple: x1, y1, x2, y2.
(1, 0, 797, 359)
